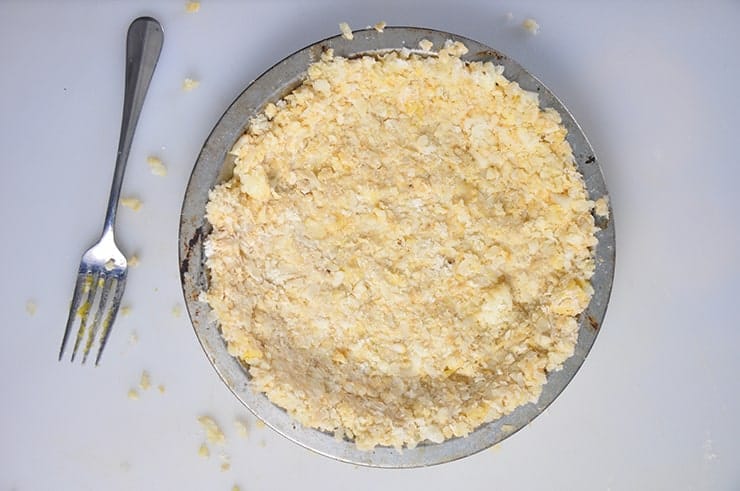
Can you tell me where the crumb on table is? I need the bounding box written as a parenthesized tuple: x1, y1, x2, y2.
(198, 443, 209, 458)
(25, 300, 37, 316)
(198, 416, 226, 444)
(373, 21, 386, 32)
(182, 78, 200, 91)
(139, 370, 151, 390)
(147, 156, 167, 177)
(128, 255, 139, 267)
(185, 1, 200, 13)
(121, 197, 142, 211)
(234, 419, 249, 438)
(127, 389, 139, 400)
(120, 305, 132, 317)
(522, 18, 540, 34)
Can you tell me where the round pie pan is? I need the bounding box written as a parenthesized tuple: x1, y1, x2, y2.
(179, 26, 615, 468)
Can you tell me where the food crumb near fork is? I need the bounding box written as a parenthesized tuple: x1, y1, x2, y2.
(198, 442, 210, 458)
(128, 254, 139, 267)
(522, 18, 540, 34)
(182, 78, 200, 91)
(373, 21, 386, 32)
(25, 300, 37, 316)
(127, 389, 139, 400)
(185, 1, 200, 13)
(339, 22, 353, 40)
(121, 197, 142, 211)
(158, 384, 166, 394)
(147, 156, 167, 177)
(120, 305, 132, 317)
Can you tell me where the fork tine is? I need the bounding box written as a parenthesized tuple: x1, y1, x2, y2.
(59, 270, 92, 361)
(70, 270, 101, 362)
(95, 276, 126, 366)
(82, 276, 114, 364)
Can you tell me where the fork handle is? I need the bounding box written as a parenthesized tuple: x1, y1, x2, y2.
(103, 17, 164, 235)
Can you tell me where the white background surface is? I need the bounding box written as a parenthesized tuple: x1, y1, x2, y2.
(1, 1, 738, 490)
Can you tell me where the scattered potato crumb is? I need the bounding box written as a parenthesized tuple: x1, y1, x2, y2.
(158, 384, 166, 394)
(234, 420, 249, 438)
(490, 443, 502, 454)
(182, 78, 200, 91)
(198, 443, 210, 458)
(147, 156, 167, 177)
(594, 196, 610, 218)
(254, 420, 266, 430)
(418, 39, 433, 51)
(373, 21, 386, 32)
(219, 455, 231, 472)
(121, 197, 142, 211)
(139, 370, 151, 390)
(500, 424, 515, 435)
(339, 22, 353, 40)
(128, 255, 139, 267)
(120, 305, 132, 317)
(185, 1, 200, 13)
(172, 304, 183, 318)
(127, 389, 139, 400)
(198, 416, 226, 444)
(232, 486, 241, 491)
(25, 300, 37, 316)
(522, 18, 540, 34)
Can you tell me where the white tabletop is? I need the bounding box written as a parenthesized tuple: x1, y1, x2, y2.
(1, 1, 738, 490)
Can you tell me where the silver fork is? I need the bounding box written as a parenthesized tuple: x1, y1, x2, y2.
(59, 17, 163, 365)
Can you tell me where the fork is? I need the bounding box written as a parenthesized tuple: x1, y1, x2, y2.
(59, 17, 163, 365)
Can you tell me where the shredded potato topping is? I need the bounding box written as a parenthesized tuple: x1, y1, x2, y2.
(205, 41, 598, 450)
